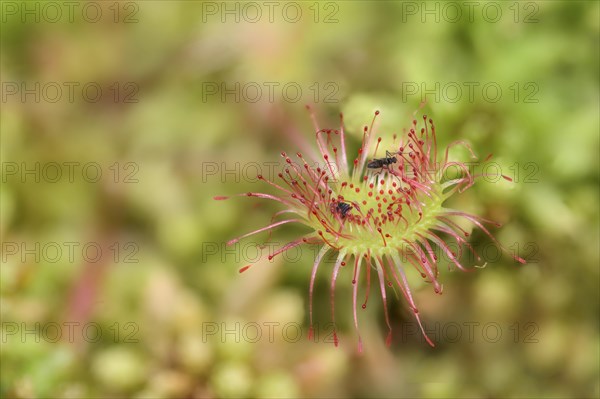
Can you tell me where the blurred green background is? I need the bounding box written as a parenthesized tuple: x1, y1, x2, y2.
(1, 1, 599, 398)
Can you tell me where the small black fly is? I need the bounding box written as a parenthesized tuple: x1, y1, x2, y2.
(332, 201, 353, 218)
(367, 150, 397, 170)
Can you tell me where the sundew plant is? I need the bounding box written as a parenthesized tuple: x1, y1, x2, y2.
(216, 107, 525, 352)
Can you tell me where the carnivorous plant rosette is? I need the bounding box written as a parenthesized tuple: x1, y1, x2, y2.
(215, 107, 525, 351)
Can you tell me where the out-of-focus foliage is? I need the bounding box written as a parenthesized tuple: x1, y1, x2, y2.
(1, 1, 598, 398)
